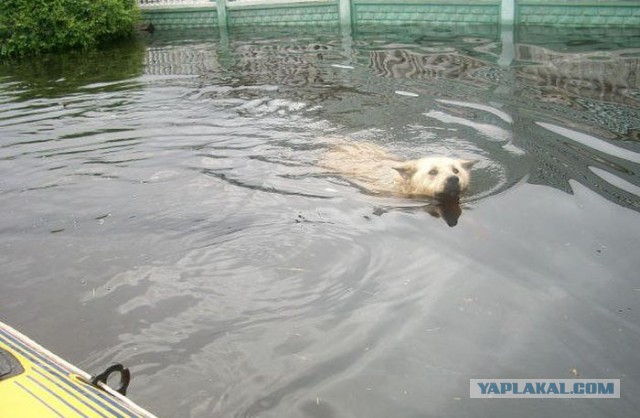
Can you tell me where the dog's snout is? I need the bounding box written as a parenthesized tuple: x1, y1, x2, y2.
(441, 175, 462, 199)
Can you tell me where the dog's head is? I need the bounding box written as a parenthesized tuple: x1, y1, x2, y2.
(393, 157, 476, 199)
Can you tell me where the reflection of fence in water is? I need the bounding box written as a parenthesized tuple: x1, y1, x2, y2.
(516, 44, 640, 107)
(143, 42, 494, 86)
(144, 43, 337, 80)
(368, 49, 494, 88)
(145, 47, 221, 75)
(232, 43, 334, 85)
(141, 38, 640, 121)
(143, 40, 640, 107)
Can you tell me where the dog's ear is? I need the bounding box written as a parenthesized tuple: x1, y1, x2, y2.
(393, 161, 418, 180)
(460, 160, 478, 170)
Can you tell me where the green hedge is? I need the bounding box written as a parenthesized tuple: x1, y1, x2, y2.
(0, 0, 140, 57)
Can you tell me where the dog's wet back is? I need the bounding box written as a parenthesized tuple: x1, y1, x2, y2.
(320, 140, 475, 199)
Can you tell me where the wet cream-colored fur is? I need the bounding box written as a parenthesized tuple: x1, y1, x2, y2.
(320, 140, 475, 199)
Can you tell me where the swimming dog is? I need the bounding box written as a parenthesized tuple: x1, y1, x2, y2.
(320, 140, 476, 200)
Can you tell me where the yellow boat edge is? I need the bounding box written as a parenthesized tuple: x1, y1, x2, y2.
(0, 320, 158, 418)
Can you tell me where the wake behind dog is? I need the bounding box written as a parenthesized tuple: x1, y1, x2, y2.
(320, 140, 476, 200)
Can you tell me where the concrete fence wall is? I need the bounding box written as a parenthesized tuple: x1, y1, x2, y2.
(137, 0, 640, 30)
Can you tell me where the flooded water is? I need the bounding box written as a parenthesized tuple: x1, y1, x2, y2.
(1, 25, 639, 417)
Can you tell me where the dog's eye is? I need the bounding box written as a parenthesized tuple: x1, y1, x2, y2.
(452, 168, 459, 174)
(428, 169, 438, 176)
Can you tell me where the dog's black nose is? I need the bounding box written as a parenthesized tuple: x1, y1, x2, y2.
(442, 176, 461, 199)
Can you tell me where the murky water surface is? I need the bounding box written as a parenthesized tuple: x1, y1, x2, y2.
(1, 25, 640, 417)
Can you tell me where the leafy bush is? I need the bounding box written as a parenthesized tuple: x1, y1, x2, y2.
(0, 0, 140, 57)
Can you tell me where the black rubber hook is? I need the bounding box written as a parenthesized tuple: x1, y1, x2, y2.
(90, 363, 131, 396)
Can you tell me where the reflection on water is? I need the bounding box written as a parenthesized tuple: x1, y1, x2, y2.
(0, 40, 146, 100)
(376, 201, 464, 228)
(1, 26, 639, 418)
